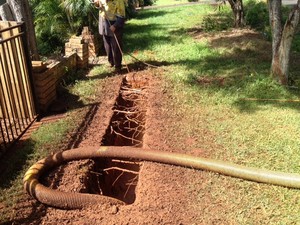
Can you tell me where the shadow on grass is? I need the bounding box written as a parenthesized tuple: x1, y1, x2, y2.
(0, 101, 102, 224)
(132, 9, 172, 20)
(0, 139, 36, 189)
(0, 138, 48, 225)
(65, 102, 101, 149)
(88, 60, 171, 80)
(122, 2, 300, 113)
(0, 138, 61, 225)
(125, 23, 173, 52)
(233, 97, 300, 113)
(169, 30, 300, 113)
(124, 6, 181, 52)
(126, 60, 171, 71)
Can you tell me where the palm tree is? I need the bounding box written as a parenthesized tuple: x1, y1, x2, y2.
(60, 0, 98, 34)
(33, 0, 70, 54)
(34, 0, 69, 35)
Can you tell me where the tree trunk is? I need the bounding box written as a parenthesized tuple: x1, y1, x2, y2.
(269, 0, 300, 85)
(7, 0, 39, 60)
(227, 0, 245, 27)
(0, 3, 15, 21)
(22, 0, 39, 60)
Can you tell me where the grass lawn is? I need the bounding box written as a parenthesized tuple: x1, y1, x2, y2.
(154, 0, 213, 6)
(1, 2, 300, 224)
(124, 3, 300, 223)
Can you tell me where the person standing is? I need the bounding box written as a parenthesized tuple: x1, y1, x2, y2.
(94, 0, 126, 73)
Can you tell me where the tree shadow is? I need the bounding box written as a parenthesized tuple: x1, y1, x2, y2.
(87, 59, 171, 80)
(124, 7, 184, 53)
(0, 137, 48, 225)
(132, 10, 172, 20)
(0, 100, 102, 224)
(125, 23, 173, 52)
(125, 5, 300, 114)
(168, 28, 300, 113)
(122, 7, 300, 113)
(126, 60, 171, 72)
(233, 96, 300, 113)
(0, 139, 36, 189)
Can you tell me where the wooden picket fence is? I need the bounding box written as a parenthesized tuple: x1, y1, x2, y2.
(0, 21, 37, 155)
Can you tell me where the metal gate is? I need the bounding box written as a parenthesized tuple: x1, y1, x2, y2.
(0, 21, 37, 155)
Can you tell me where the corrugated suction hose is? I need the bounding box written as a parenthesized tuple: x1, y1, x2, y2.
(24, 146, 300, 209)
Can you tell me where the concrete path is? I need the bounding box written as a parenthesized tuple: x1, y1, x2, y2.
(282, 0, 297, 5)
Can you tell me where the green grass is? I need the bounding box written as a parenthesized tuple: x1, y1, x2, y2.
(154, 0, 211, 6)
(0, 75, 105, 222)
(69, 79, 100, 103)
(154, 0, 189, 6)
(1, 2, 300, 224)
(124, 3, 300, 223)
(0, 117, 77, 222)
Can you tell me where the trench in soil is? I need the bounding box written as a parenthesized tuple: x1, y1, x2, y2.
(87, 75, 147, 204)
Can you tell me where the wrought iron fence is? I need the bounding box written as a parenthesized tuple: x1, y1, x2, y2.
(0, 21, 37, 155)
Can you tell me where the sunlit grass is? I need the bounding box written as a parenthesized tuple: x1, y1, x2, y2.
(154, 0, 210, 6)
(1, 2, 300, 224)
(69, 79, 99, 103)
(125, 3, 300, 223)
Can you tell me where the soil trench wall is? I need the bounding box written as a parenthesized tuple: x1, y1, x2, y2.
(88, 75, 148, 204)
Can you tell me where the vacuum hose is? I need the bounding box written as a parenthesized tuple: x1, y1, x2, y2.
(24, 146, 300, 209)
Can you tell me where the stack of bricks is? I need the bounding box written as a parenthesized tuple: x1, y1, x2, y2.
(32, 31, 95, 112)
(31, 54, 77, 112)
(32, 61, 57, 112)
(65, 36, 88, 69)
(81, 26, 100, 59)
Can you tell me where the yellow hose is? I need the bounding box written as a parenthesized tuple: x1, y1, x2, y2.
(24, 146, 300, 209)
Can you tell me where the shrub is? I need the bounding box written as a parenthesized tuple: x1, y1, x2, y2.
(201, 11, 233, 32)
(244, 0, 268, 31)
(143, 0, 156, 6)
(37, 32, 66, 55)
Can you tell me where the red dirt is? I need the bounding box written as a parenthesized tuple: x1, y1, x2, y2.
(7, 29, 268, 225)
(8, 67, 214, 224)
(4, 28, 296, 225)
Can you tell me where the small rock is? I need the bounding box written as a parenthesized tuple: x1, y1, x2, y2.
(111, 205, 118, 214)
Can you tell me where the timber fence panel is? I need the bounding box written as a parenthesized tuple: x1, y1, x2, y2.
(0, 21, 37, 155)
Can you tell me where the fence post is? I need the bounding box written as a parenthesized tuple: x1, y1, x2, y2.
(20, 22, 39, 115)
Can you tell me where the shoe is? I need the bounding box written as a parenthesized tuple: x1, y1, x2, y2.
(109, 60, 114, 67)
(114, 67, 122, 74)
